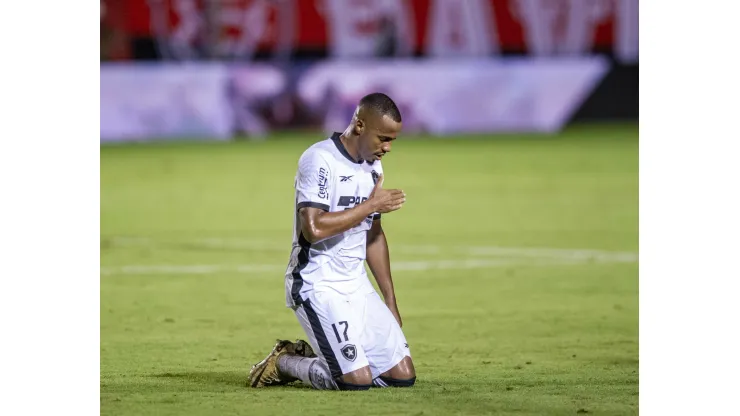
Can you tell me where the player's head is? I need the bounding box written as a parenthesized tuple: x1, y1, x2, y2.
(350, 92, 402, 162)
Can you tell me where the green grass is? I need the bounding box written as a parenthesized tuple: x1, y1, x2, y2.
(101, 124, 639, 415)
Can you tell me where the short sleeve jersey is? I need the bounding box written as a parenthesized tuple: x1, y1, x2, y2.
(285, 133, 383, 307)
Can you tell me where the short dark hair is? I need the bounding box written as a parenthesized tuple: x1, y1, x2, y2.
(359, 92, 402, 122)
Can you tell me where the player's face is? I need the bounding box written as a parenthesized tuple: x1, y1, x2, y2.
(358, 114, 401, 162)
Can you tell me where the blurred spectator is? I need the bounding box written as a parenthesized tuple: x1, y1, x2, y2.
(374, 16, 398, 57)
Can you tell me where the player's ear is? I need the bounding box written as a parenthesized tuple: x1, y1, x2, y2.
(354, 118, 365, 136)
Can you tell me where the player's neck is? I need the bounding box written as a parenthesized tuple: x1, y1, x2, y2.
(339, 132, 361, 163)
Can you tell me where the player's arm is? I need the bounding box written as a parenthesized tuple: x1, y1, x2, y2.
(299, 204, 376, 243)
(366, 219, 403, 327)
(299, 173, 405, 244)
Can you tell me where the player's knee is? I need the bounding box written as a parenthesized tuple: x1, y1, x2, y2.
(393, 365, 416, 380)
(336, 366, 373, 390)
(384, 356, 416, 380)
(335, 378, 372, 391)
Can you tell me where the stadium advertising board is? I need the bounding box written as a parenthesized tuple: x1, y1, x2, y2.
(100, 58, 608, 141)
(296, 58, 609, 134)
(100, 64, 233, 142)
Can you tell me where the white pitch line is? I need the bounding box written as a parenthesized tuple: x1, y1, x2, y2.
(464, 246, 638, 263)
(100, 263, 283, 276)
(100, 257, 629, 277)
(104, 236, 637, 261)
(101, 236, 637, 276)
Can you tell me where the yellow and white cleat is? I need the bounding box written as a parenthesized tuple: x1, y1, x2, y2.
(248, 339, 316, 388)
(293, 339, 316, 358)
(248, 339, 295, 388)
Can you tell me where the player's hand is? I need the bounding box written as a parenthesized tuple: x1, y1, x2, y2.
(368, 174, 406, 214)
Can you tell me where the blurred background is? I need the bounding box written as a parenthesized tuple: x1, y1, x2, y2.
(100, 1, 639, 414)
(100, 0, 638, 140)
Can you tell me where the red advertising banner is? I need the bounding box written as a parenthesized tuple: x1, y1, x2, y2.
(102, 0, 637, 62)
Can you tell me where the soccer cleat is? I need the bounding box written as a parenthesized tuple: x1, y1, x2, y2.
(248, 339, 297, 388)
(249, 339, 306, 387)
(248, 339, 319, 388)
(293, 339, 316, 358)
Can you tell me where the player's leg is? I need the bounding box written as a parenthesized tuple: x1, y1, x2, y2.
(291, 292, 374, 390)
(362, 292, 417, 388)
(277, 349, 373, 391)
(247, 338, 316, 387)
(375, 356, 416, 387)
(251, 290, 374, 390)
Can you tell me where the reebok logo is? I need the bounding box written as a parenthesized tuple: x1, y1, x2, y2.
(340, 175, 353, 182)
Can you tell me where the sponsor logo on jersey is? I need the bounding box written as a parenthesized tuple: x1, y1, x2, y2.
(338, 196, 368, 207)
(339, 195, 375, 223)
(318, 167, 328, 199)
(340, 175, 353, 182)
(371, 170, 380, 184)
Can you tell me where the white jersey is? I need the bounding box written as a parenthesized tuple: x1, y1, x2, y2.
(285, 133, 383, 308)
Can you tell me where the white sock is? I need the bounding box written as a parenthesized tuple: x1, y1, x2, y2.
(277, 354, 336, 390)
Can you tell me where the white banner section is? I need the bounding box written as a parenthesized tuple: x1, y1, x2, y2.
(100, 64, 233, 141)
(297, 58, 609, 134)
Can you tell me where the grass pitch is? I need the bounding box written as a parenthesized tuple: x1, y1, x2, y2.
(101, 124, 638, 415)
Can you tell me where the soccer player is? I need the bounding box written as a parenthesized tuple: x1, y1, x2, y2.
(248, 93, 416, 391)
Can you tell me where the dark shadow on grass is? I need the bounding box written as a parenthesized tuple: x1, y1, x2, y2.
(152, 371, 313, 389)
(154, 371, 248, 387)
